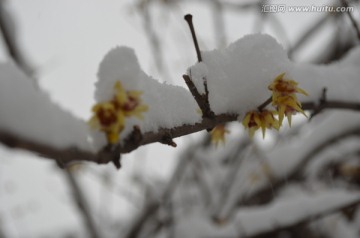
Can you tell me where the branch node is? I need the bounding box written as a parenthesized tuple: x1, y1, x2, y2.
(112, 154, 122, 169)
(183, 74, 215, 119)
(161, 133, 177, 147)
(56, 159, 65, 169)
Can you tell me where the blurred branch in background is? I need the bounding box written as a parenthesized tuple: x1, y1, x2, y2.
(63, 168, 101, 238)
(341, 0, 360, 40)
(120, 4, 360, 236)
(0, 0, 33, 77)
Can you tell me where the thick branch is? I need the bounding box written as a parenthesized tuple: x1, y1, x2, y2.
(0, 130, 116, 164)
(1, 99, 360, 165)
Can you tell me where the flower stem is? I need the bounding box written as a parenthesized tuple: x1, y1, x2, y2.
(257, 96, 272, 111)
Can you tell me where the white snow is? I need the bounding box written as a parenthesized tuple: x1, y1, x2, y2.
(234, 189, 360, 236)
(267, 110, 360, 178)
(174, 189, 360, 238)
(0, 61, 94, 151)
(95, 47, 201, 145)
(2, 33, 360, 152)
(189, 33, 360, 115)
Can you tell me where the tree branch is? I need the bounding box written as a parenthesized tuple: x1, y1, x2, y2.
(124, 137, 208, 238)
(1, 99, 360, 166)
(184, 14, 202, 62)
(183, 74, 215, 118)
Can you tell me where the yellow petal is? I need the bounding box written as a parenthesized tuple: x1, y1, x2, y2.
(211, 125, 229, 146)
(275, 72, 286, 80)
(128, 90, 143, 99)
(114, 81, 128, 104)
(253, 113, 262, 126)
(88, 116, 100, 129)
(107, 132, 119, 144)
(249, 127, 257, 139)
(287, 113, 292, 127)
(278, 105, 285, 125)
(261, 124, 266, 138)
(242, 112, 252, 127)
(296, 87, 308, 96)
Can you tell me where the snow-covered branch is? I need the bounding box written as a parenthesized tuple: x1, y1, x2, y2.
(1, 34, 360, 167)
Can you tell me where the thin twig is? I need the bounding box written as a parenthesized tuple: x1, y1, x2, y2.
(184, 14, 215, 120)
(63, 169, 101, 238)
(124, 137, 207, 238)
(183, 74, 215, 118)
(257, 96, 272, 111)
(184, 14, 202, 62)
(0, 0, 33, 76)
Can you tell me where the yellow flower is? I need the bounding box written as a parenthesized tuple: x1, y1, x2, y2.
(210, 124, 229, 146)
(89, 81, 148, 144)
(242, 110, 279, 138)
(268, 72, 308, 96)
(273, 94, 307, 127)
(89, 102, 126, 144)
(113, 81, 148, 119)
(268, 73, 308, 127)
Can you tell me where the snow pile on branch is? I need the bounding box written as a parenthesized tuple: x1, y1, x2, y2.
(189, 34, 360, 115)
(0, 61, 93, 151)
(94, 47, 200, 145)
(1, 34, 360, 153)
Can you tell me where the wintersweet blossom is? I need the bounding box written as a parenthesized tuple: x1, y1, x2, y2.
(242, 110, 279, 138)
(210, 124, 229, 146)
(273, 94, 306, 126)
(268, 73, 308, 126)
(89, 81, 148, 144)
(268, 72, 308, 96)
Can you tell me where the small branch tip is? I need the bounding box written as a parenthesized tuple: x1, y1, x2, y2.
(184, 13, 202, 62)
(161, 133, 177, 147)
(184, 14, 192, 21)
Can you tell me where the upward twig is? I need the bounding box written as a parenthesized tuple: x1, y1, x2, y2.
(183, 74, 214, 118)
(184, 14, 202, 62)
(183, 14, 214, 119)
